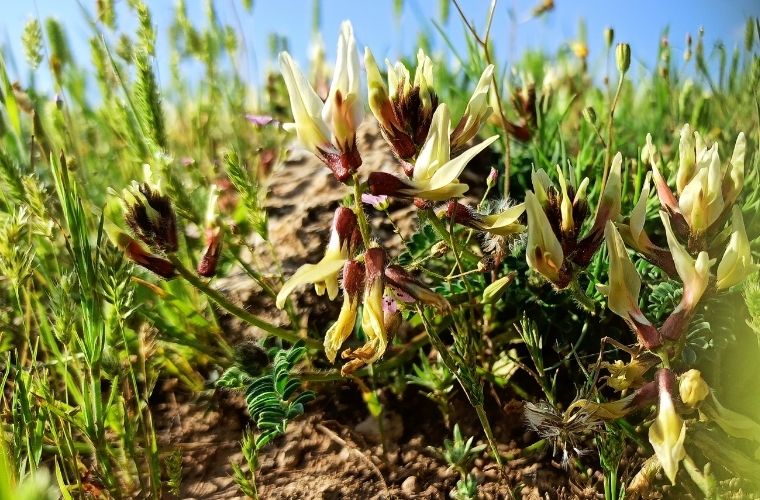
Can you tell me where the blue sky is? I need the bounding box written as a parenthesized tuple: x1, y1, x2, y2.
(2, 0, 757, 94)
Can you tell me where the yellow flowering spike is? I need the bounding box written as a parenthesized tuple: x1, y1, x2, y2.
(322, 21, 363, 149)
(278, 51, 331, 154)
(649, 371, 686, 485)
(450, 64, 494, 150)
(525, 191, 565, 285)
(717, 206, 758, 290)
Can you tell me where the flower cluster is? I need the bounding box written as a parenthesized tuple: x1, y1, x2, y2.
(276, 21, 513, 373)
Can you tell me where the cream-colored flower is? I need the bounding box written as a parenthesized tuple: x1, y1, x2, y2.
(641, 133, 656, 167)
(321, 21, 364, 149)
(623, 172, 654, 252)
(601, 222, 647, 325)
(649, 381, 686, 485)
(276, 207, 358, 308)
(723, 132, 746, 206)
(556, 166, 575, 235)
(660, 211, 711, 311)
(364, 48, 397, 133)
(368, 104, 498, 201)
(525, 191, 564, 284)
(279, 51, 331, 154)
(478, 203, 526, 236)
(451, 65, 494, 150)
(716, 206, 758, 290)
(599, 152, 623, 222)
(679, 144, 724, 234)
(676, 124, 696, 194)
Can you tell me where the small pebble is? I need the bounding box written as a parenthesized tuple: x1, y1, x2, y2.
(401, 475, 418, 495)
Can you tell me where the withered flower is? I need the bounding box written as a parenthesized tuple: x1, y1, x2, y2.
(342, 248, 388, 374)
(324, 260, 364, 363)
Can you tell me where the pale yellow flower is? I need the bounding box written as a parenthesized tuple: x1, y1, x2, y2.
(716, 206, 758, 290)
(525, 191, 564, 284)
(649, 382, 686, 485)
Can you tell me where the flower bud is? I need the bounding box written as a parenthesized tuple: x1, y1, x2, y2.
(722, 132, 746, 206)
(678, 369, 709, 408)
(197, 227, 223, 277)
(486, 167, 498, 188)
(676, 124, 696, 194)
(716, 206, 757, 290)
(481, 272, 516, 304)
(450, 64, 494, 151)
(604, 27, 614, 48)
(324, 260, 364, 362)
(640, 133, 656, 167)
(615, 43, 631, 73)
(649, 370, 686, 485)
(364, 47, 395, 133)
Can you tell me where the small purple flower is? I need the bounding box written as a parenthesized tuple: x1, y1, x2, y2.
(361, 193, 390, 211)
(245, 114, 277, 126)
(382, 295, 398, 313)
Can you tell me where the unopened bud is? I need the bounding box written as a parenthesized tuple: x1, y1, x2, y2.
(197, 227, 223, 277)
(582, 106, 597, 125)
(482, 272, 515, 304)
(615, 43, 631, 74)
(604, 27, 614, 48)
(678, 369, 709, 408)
(487, 167, 498, 188)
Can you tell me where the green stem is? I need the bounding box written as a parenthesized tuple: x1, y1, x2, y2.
(169, 255, 321, 348)
(569, 278, 597, 315)
(352, 175, 372, 248)
(603, 70, 626, 185)
(417, 306, 502, 466)
(474, 403, 503, 466)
